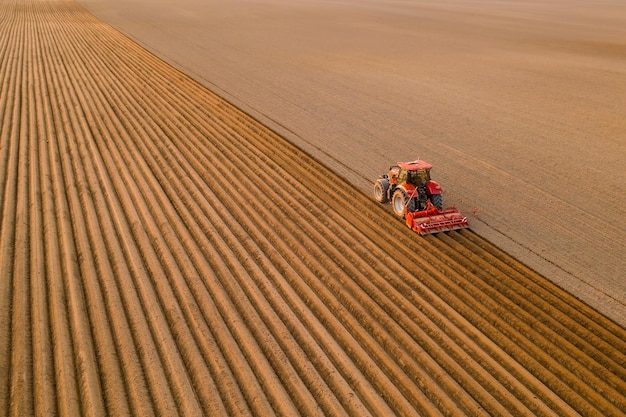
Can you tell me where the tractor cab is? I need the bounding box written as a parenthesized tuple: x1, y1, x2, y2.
(406, 167, 431, 187)
(389, 161, 431, 183)
(398, 160, 432, 183)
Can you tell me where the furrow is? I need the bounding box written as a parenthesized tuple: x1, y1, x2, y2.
(0, 4, 23, 415)
(9, 1, 33, 413)
(36, 58, 84, 417)
(28, 5, 58, 415)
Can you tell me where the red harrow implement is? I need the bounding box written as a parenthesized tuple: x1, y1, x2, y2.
(404, 201, 469, 236)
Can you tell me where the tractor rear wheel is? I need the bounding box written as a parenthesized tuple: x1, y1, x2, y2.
(392, 189, 415, 217)
(374, 178, 390, 203)
(430, 194, 443, 211)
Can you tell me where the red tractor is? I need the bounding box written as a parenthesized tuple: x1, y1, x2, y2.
(374, 160, 469, 235)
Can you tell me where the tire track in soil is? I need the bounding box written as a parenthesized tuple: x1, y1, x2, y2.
(1, 0, 625, 416)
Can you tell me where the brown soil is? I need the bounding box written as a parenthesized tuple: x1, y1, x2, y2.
(79, 0, 626, 324)
(1, 0, 625, 416)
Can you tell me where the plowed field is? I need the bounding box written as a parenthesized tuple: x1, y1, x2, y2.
(1, 1, 625, 416)
(80, 0, 626, 324)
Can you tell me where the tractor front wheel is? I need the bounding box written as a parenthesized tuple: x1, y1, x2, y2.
(374, 178, 390, 203)
(391, 189, 415, 217)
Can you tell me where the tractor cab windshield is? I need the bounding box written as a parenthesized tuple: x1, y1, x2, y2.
(407, 169, 431, 186)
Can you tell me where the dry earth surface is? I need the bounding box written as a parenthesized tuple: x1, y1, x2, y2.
(78, 0, 626, 324)
(2, 0, 626, 416)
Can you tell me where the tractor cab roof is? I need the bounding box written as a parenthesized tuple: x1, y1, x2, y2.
(397, 160, 432, 171)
